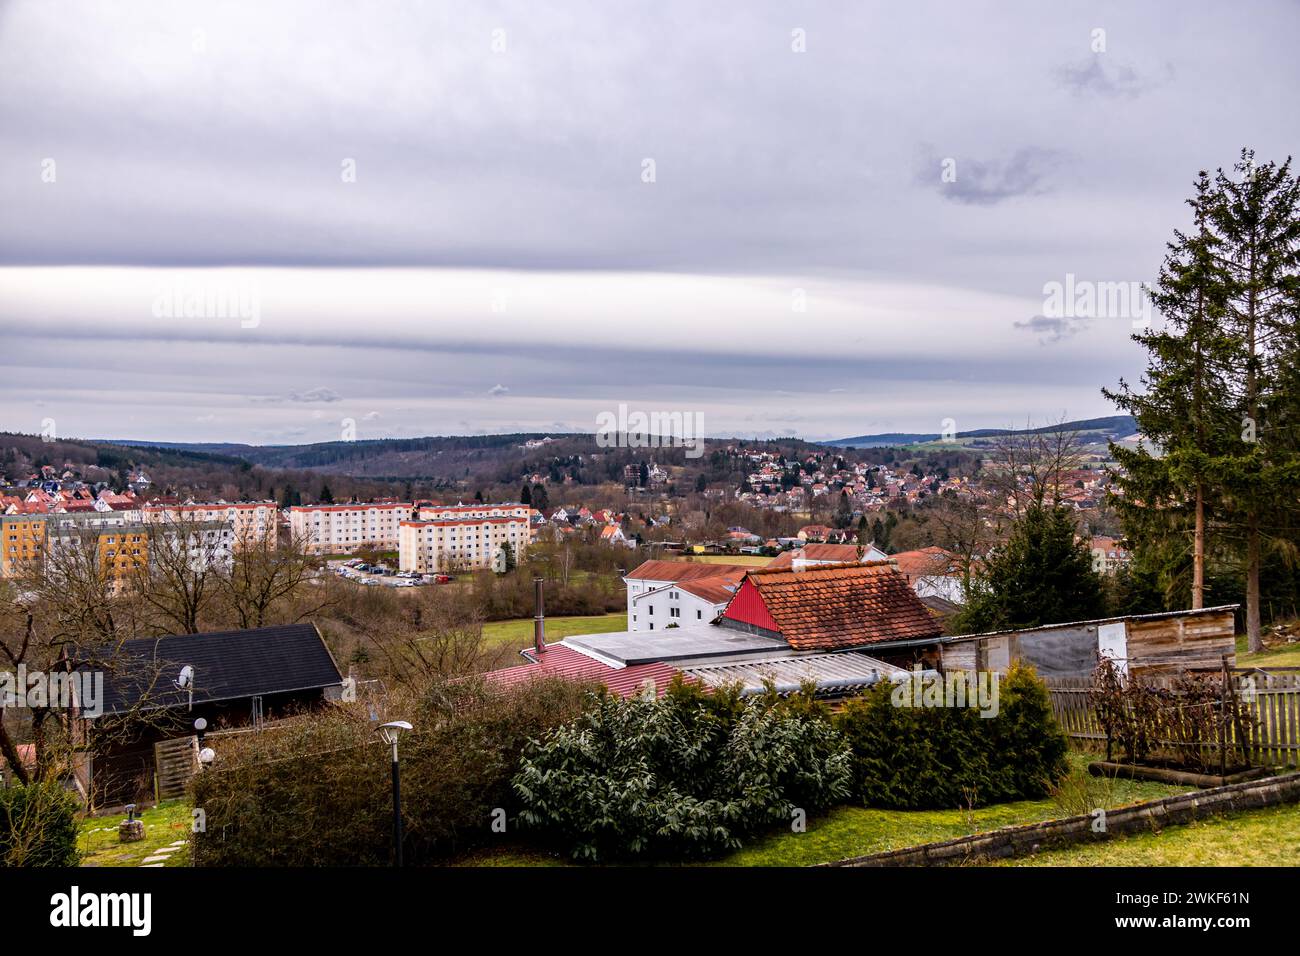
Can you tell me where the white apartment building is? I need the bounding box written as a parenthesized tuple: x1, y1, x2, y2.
(398, 516, 530, 573)
(289, 502, 414, 555)
(143, 501, 278, 547)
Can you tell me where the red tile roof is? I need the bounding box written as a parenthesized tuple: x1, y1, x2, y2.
(722, 562, 942, 651)
(677, 578, 741, 605)
(890, 546, 960, 578)
(767, 544, 872, 569)
(483, 644, 680, 698)
(626, 559, 750, 584)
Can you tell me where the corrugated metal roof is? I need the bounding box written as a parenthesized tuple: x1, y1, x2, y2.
(684, 651, 909, 697)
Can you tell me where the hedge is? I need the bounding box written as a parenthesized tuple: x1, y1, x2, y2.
(190, 676, 593, 866)
(834, 661, 1069, 810)
(0, 781, 81, 867)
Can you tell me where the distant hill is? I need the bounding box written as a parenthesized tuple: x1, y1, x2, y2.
(828, 415, 1136, 448)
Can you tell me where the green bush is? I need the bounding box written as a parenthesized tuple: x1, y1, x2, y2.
(0, 781, 81, 867)
(512, 677, 851, 861)
(835, 662, 1068, 810)
(191, 676, 593, 866)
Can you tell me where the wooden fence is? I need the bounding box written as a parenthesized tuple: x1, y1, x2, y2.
(1045, 669, 1300, 768)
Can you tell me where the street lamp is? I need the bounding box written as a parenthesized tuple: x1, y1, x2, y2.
(377, 721, 412, 867)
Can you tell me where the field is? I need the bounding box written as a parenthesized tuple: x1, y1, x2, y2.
(481, 611, 627, 648)
(686, 554, 771, 567)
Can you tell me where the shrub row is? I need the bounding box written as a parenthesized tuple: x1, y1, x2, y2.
(834, 662, 1069, 810)
(190, 676, 593, 866)
(512, 678, 851, 861)
(0, 781, 81, 867)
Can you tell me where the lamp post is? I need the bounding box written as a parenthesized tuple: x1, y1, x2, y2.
(377, 721, 412, 867)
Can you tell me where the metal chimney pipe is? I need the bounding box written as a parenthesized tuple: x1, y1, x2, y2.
(533, 576, 546, 655)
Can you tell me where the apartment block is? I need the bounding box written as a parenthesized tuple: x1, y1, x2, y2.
(398, 516, 530, 573)
(143, 501, 278, 546)
(288, 502, 413, 555)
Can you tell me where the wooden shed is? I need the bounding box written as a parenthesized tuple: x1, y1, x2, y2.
(936, 605, 1238, 679)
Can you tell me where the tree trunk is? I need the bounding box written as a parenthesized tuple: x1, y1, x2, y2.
(1192, 483, 1205, 609)
(1246, 518, 1262, 652)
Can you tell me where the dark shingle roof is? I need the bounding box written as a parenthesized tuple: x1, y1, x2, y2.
(90, 624, 343, 717)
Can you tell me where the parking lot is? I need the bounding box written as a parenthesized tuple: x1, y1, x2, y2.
(326, 558, 452, 588)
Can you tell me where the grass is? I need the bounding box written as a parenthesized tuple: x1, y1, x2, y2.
(481, 611, 627, 648)
(687, 554, 772, 566)
(450, 752, 1192, 867)
(714, 753, 1188, 867)
(1237, 633, 1300, 668)
(79, 800, 192, 867)
(997, 801, 1300, 866)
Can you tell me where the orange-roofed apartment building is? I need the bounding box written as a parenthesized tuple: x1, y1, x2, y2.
(143, 501, 278, 548)
(398, 503, 533, 573)
(623, 559, 750, 631)
(288, 502, 414, 555)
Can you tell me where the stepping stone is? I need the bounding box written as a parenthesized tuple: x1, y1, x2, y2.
(140, 863, 164, 868)
(141, 855, 170, 864)
(168, 841, 187, 847)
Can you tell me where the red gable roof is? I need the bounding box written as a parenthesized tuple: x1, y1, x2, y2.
(484, 644, 680, 698)
(626, 559, 750, 584)
(721, 562, 942, 651)
(890, 546, 960, 578)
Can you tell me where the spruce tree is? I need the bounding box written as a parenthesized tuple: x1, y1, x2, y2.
(1210, 151, 1300, 650)
(1104, 170, 1237, 610)
(952, 504, 1104, 634)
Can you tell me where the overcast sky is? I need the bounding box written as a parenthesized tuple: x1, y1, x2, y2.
(1, 1, 1297, 445)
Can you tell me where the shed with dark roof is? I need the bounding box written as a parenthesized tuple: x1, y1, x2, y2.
(80, 624, 344, 807)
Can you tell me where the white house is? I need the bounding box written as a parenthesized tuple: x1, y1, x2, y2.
(623, 559, 748, 631)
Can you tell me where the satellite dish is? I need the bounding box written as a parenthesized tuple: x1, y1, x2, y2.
(175, 665, 194, 689)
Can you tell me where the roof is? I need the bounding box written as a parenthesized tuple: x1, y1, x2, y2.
(89, 624, 344, 717)
(677, 578, 741, 605)
(938, 604, 1241, 645)
(483, 644, 680, 698)
(890, 546, 960, 578)
(625, 559, 751, 583)
(684, 651, 910, 697)
(564, 624, 789, 667)
(766, 544, 873, 569)
(723, 563, 943, 651)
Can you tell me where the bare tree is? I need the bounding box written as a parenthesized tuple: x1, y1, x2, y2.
(133, 514, 231, 634)
(219, 530, 330, 630)
(986, 419, 1086, 518)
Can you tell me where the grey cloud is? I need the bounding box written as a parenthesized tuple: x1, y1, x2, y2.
(1056, 56, 1170, 99)
(1014, 314, 1088, 344)
(926, 148, 1065, 206)
(488, 384, 509, 397)
(289, 387, 342, 403)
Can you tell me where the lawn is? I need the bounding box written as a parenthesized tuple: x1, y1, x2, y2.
(451, 753, 1193, 867)
(1237, 633, 1300, 668)
(714, 753, 1188, 866)
(997, 802, 1300, 866)
(482, 611, 627, 648)
(79, 800, 192, 867)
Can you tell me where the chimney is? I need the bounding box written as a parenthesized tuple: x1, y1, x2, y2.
(533, 576, 546, 656)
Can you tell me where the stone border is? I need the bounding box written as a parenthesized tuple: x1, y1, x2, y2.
(819, 771, 1300, 867)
